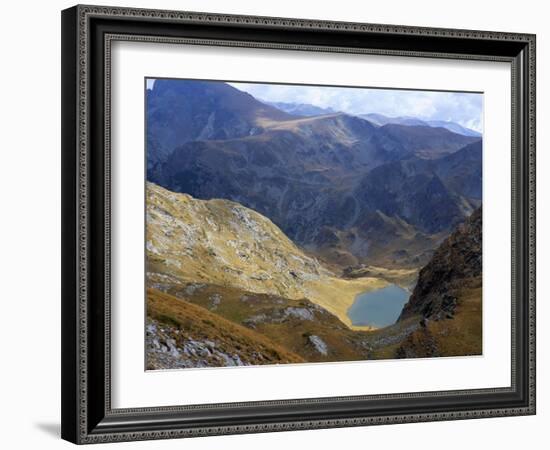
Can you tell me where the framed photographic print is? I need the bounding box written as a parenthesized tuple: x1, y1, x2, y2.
(61, 5, 536, 444)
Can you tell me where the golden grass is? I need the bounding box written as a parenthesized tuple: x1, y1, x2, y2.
(147, 288, 305, 364)
(394, 280, 482, 358)
(427, 285, 482, 356)
(307, 276, 388, 330)
(150, 282, 375, 362)
(255, 113, 342, 130)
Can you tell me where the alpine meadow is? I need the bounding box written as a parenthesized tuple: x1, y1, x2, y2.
(144, 79, 483, 370)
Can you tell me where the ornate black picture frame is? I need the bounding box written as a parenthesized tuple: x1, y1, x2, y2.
(61, 4, 536, 444)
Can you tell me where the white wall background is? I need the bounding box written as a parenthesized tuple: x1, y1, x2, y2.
(0, 0, 545, 448)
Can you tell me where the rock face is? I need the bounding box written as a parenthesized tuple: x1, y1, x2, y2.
(146, 182, 329, 300)
(146, 79, 482, 268)
(308, 335, 329, 355)
(354, 158, 466, 234)
(398, 207, 482, 321)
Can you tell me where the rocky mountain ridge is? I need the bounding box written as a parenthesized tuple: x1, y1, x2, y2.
(399, 207, 482, 321)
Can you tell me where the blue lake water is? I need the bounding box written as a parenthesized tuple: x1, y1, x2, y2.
(347, 284, 410, 328)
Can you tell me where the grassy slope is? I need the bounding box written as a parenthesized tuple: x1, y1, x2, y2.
(148, 282, 425, 365)
(395, 279, 482, 358)
(147, 288, 304, 369)
(429, 285, 482, 356)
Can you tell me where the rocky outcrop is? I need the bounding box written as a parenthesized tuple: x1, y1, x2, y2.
(308, 335, 329, 355)
(398, 207, 482, 321)
(146, 182, 330, 301)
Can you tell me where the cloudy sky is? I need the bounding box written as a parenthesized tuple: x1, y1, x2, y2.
(146, 78, 483, 132)
(230, 82, 483, 132)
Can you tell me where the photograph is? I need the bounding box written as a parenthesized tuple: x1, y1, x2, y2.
(144, 78, 483, 370)
(56, 3, 537, 445)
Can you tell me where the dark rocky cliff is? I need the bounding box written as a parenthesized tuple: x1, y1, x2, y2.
(399, 207, 482, 321)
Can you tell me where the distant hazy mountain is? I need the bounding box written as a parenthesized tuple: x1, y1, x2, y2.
(147, 79, 482, 268)
(425, 120, 481, 137)
(359, 113, 481, 137)
(361, 113, 427, 127)
(378, 123, 479, 159)
(266, 101, 337, 117)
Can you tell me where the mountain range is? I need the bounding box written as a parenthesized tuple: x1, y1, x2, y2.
(358, 113, 481, 137)
(253, 101, 480, 137)
(264, 101, 337, 117)
(147, 79, 482, 269)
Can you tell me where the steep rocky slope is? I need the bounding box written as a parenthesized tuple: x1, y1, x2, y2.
(395, 207, 482, 358)
(146, 182, 387, 328)
(399, 207, 482, 320)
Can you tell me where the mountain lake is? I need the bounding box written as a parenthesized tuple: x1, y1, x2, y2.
(347, 284, 410, 328)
